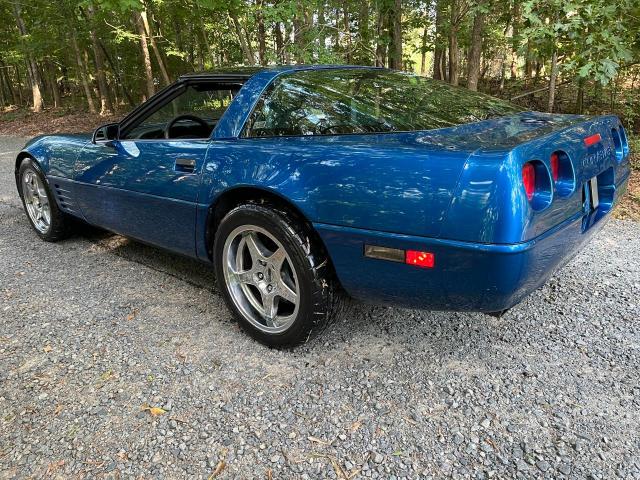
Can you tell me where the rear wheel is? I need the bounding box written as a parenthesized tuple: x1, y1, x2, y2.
(18, 158, 71, 242)
(214, 203, 337, 347)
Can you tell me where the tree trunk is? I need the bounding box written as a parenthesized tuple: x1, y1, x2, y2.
(375, 1, 386, 67)
(15, 64, 24, 105)
(547, 50, 558, 113)
(448, 11, 459, 84)
(466, 11, 484, 91)
(274, 22, 285, 63)
(576, 79, 584, 114)
(98, 41, 135, 107)
(0, 68, 5, 106)
(134, 11, 155, 99)
(420, 25, 428, 75)
(194, 8, 213, 68)
(141, 9, 170, 85)
(317, 5, 326, 53)
(388, 0, 402, 70)
(86, 5, 113, 115)
(71, 31, 96, 113)
(46, 60, 62, 108)
(524, 40, 533, 83)
(257, 0, 267, 65)
(0, 59, 17, 105)
(12, 1, 44, 112)
(293, 14, 304, 63)
(433, 0, 445, 80)
(342, 2, 352, 63)
(229, 12, 255, 65)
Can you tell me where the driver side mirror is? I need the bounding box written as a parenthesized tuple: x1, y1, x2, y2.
(92, 123, 119, 146)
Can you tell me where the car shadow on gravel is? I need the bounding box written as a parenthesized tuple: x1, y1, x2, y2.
(72, 225, 216, 292)
(68, 223, 512, 355)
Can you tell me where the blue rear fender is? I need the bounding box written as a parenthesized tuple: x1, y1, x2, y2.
(195, 133, 472, 260)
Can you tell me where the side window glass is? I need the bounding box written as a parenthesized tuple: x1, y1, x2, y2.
(243, 76, 390, 138)
(123, 85, 239, 140)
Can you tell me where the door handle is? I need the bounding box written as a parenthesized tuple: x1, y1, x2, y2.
(175, 158, 196, 173)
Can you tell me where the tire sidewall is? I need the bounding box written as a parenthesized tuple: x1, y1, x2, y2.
(213, 204, 324, 347)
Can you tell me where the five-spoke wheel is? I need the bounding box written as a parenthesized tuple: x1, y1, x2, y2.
(22, 168, 51, 234)
(18, 157, 71, 242)
(223, 225, 300, 333)
(214, 202, 337, 347)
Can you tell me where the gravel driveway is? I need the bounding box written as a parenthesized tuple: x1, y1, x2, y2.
(1, 135, 639, 479)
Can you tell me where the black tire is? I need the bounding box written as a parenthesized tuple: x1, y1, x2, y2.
(17, 157, 72, 242)
(213, 202, 337, 348)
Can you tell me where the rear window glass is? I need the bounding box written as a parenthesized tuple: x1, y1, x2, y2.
(243, 69, 524, 138)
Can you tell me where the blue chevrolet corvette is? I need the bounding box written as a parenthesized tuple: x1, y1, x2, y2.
(15, 65, 631, 347)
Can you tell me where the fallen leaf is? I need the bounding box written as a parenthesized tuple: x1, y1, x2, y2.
(308, 435, 330, 445)
(330, 458, 348, 479)
(44, 460, 65, 476)
(347, 468, 361, 479)
(126, 308, 139, 321)
(266, 469, 273, 480)
(208, 460, 226, 478)
(349, 420, 362, 432)
(149, 407, 166, 416)
(141, 404, 166, 416)
(43, 345, 52, 353)
(54, 404, 63, 415)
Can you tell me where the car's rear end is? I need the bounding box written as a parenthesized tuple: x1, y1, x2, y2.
(318, 113, 631, 312)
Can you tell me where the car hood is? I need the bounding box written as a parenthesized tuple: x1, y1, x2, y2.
(24, 132, 92, 149)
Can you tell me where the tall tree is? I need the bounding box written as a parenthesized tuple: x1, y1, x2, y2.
(85, 5, 113, 115)
(466, 4, 486, 91)
(388, 0, 403, 69)
(433, 0, 446, 80)
(71, 31, 96, 113)
(141, 8, 171, 85)
(448, 0, 468, 86)
(12, 1, 43, 112)
(134, 11, 155, 99)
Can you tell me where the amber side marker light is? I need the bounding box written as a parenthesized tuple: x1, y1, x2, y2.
(584, 133, 602, 147)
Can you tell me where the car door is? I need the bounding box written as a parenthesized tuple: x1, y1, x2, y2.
(74, 81, 240, 257)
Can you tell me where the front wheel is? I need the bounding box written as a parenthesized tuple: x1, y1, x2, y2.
(213, 203, 337, 348)
(18, 158, 72, 242)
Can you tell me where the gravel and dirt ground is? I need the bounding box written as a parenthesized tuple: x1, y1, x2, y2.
(1, 135, 639, 479)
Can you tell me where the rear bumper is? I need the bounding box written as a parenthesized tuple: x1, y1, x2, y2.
(316, 177, 627, 312)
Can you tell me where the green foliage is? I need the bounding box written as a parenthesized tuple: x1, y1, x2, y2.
(0, 0, 638, 127)
(521, 0, 636, 85)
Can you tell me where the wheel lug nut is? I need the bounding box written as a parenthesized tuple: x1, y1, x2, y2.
(267, 285, 273, 292)
(257, 273, 263, 279)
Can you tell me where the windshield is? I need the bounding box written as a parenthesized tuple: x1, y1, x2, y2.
(244, 68, 524, 137)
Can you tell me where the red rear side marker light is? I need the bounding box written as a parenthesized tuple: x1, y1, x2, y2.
(406, 250, 435, 268)
(522, 163, 536, 201)
(584, 133, 601, 147)
(550, 153, 559, 182)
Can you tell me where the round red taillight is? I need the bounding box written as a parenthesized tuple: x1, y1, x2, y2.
(522, 163, 536, 201)
(550, 153, 559, 182)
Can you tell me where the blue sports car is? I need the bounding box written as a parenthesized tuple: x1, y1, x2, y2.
(15, 65, 631, 347)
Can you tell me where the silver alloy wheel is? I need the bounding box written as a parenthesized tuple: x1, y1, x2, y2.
(22, 168, 51, 234)
(222, 225, 300, 334)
